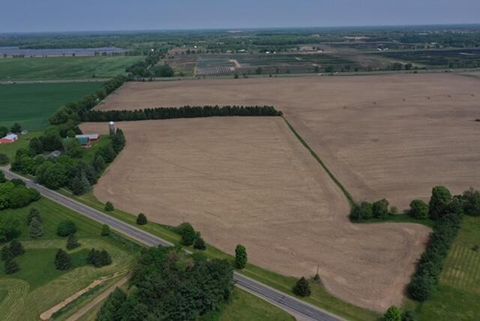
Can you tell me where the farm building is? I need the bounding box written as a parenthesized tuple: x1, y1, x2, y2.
(75, 133, 99, 146)
(0, 133, 18, 144)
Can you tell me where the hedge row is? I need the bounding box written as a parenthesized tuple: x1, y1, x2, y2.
(80, 105, 282, 122)
(407, 212, 462, 301)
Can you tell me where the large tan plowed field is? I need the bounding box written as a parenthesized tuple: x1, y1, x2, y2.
(97, 73, 480, 209)
(81, 118, 429, 311)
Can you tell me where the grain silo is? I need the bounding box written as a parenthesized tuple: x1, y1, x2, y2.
(109, 121, 116, 135)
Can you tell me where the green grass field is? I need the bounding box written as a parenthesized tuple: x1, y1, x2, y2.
(0, 132, 41, 162)
(0, 198, 137, 321)
(0, 56, 142, 81)
(412, 216, 480, 321)
(0, 82, 102, 131)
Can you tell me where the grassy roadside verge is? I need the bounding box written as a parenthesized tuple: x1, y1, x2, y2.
(64, 190, 380, 321)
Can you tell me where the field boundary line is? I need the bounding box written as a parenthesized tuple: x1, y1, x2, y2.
(281, 116, 355, 206)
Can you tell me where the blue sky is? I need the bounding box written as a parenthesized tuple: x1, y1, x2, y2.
(1, 0, 479, 33)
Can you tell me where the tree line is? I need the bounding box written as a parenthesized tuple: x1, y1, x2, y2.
(96, 247, 233, 321)
(81, 105, 283, 122)
(11, 128, 125, 195)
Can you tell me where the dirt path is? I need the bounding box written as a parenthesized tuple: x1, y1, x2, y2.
(64, 276, 129, 321)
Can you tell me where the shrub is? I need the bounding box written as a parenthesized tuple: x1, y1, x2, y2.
(193, 234, 206, 250)
(178, 223, 196, 246)
(29, 216, 44, 239)
(402, 311, 418, 321)
(383, 306, 402, 321)
(4, 259, 20, 274)
(429, 186, 452, 220)
(373, 199, 389, 219)
(27, 208, 42, 225)
(234, 244, 247, 269)
(57, 220, 77, 237)
(350, 201, 373, 221)
(87, 248, 112, 267)
(409, 199, 429, 219)
(105, 201, 114, 212)
(9, 240, 25, 257)
(136, 213, 148, 225)
(293, 277, 311, 297)
(66, 234, 81, 250)
(101, 224, 110, 236)
(462, 188, 480, 216)
(55, 249, 72, 270)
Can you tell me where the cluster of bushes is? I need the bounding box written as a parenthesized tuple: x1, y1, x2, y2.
(96, 247, 233, 321)
(80, 105, 283, 122)
(1, 240, 25, 274)
(175, 223, 206, 250)
(349, 198, 392, 221)
(86, 248, 112, 267)
(406, 186, 480, 302)
(0, 172, 40, 210)
(11, 128, 125, 195)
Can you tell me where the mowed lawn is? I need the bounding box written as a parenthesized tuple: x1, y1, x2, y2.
(0, 56, 142, 81)
(0, 82, 102, 131)
(416, 216, 480, 320)
(0, 198, 137, 321)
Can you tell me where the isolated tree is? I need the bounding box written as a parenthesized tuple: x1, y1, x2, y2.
(29, 216, 44, 239)
(293, 277, 311, 297)
(193, 233, 206, 250)
(429, 186, 452, 220)
(66, 233, 81, 250)
(105, 202, 114, 212)
(383, 306, 402, 321)
(4, 259, 20, 274)
(234, 244, 247, 269)
(350, 201, 373, 221)
(136, 213, 148, 225)
(409, 200, 429, 219)
(99, 250, 112, 266)
(101, 224, 110, 236)
(372, 199, 390, 219)
(178, 223, 196, 246)
(9, 240, 25, 257)
(55, 249, 72, 270)
(57, 220, 77, 237)
(27, 208, 42, 225)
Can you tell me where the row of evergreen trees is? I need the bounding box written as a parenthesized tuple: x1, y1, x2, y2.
(81, 105, 283, 122)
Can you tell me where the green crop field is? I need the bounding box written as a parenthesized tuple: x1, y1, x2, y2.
(0, 56, 142, 81)
(413, 216, 480, 321)
(0, 198, 137, 321)
(0, 82, 102, 131)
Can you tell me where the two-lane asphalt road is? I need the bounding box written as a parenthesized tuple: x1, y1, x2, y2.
(3, 168, 343, 321)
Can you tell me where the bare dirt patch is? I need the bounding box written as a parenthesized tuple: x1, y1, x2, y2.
(81, 118, 429, 312)
(96, 73, 480, 209)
